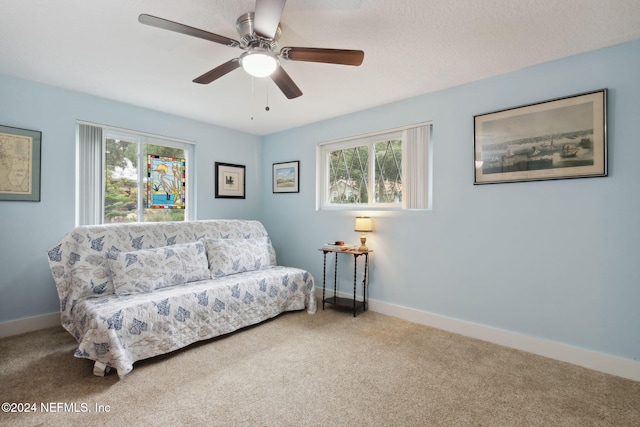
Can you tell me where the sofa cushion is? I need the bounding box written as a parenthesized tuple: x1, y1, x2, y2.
(109, 241, 210, 296)
(202, 238, 273, 277)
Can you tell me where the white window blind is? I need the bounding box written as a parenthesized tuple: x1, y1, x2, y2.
(76, 124, 104, 225)
(402, 125, 431, 209)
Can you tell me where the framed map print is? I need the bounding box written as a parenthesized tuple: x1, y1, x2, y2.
(0, 125, 41, 201)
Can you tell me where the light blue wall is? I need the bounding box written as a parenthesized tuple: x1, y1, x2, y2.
(2, 39, 639, 364)
(261, 39, 640, 362)
(0, 75, 262, 323)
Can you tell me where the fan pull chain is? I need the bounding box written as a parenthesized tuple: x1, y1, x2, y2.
(250, 77, 254, 120)
(265, 85, 270, 112)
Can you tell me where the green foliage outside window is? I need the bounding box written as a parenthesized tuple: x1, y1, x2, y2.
(105, 139, 185, 222)
(328, 140, 402, 205)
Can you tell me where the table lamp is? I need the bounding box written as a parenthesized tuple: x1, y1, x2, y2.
(354, 216, 373, 252)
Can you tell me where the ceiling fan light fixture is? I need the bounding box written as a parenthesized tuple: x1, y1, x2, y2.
(240, 49, 279, 78)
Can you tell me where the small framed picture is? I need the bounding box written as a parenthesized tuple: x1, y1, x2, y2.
(474, 89, 607, 184)
(273, 161, 299, 193)
(215, 162, 245, 199)
(0, 125, 42, 202)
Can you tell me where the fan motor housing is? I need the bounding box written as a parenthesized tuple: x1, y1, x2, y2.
(236, 12, 281, 49)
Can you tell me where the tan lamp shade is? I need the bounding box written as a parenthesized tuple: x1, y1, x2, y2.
(354, 216, 373, 232)
(354, 216, 372, 251)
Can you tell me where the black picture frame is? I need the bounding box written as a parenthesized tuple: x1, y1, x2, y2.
(272, 161, 300, 193)
(474, 89, 607, 184)
(0, 125, 42, 201)
(215, 162, 245, 199)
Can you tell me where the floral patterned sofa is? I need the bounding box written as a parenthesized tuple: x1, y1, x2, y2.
(46, 219, 316, 379)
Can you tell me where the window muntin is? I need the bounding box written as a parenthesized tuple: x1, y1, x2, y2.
(373, 139, 402, 204)
(327, 139, 403, 206)
(318, 123, 430, 210)
(328, 144, 369, 204)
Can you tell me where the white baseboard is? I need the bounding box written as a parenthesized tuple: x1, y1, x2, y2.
(320, 289, 640, 381)
(0, 312, 61, 338)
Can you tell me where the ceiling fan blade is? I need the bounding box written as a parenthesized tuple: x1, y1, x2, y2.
(193, 59, 241, 84)
(139, 14, 240, 48)
(253, 0, 287, 39)
(280, 47, 364, 66)
(270, 66, 302, 99)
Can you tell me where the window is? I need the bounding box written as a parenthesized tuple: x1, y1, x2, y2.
(317, 122, 431, 210)
(77, 122, 195, 225)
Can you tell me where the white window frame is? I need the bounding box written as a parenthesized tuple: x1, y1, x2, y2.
(316, 122, 432, 211)
(76, 121, 196, 225)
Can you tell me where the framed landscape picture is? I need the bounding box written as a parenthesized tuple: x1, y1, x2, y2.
(272, 161, 299, 193)
(474, 89, 607, 184)
(0, 125, 42, 201)
(215, 162, 245, 199)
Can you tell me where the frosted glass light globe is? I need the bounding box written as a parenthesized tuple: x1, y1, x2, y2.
(240, 50, 278, 77)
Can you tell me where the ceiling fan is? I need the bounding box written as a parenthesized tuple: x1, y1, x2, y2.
(139, 0, 364, 99)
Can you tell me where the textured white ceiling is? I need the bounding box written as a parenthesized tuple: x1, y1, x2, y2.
(1, 0, 639, 135)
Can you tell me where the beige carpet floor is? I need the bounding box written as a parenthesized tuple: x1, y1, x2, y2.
(1, 306, 638, 426)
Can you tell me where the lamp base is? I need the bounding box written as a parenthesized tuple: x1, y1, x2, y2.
(358, 233, 368, 252)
